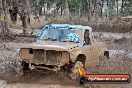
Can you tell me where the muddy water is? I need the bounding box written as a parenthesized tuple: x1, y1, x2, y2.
(5, 72, 81, 88)
(0, 32, 131, 88)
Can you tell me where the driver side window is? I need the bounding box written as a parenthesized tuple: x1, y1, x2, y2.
(84, 30, 91, 45)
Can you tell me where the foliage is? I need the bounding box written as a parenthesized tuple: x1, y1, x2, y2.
(5, 0, 132, 20)
(107, 0, 116, 19)
(68, 0, 81, 13)
(121, 0, 132, 16)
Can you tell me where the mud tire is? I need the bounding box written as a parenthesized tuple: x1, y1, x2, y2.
(68, 60, 85, 82)
(76, 76, 87, 85)
(17, 61, 30, 80)
(22, 61, 30, 74)
(61, 62, 74, 74)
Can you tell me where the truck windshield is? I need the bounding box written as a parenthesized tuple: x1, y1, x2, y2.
(37, 27, 80, 43)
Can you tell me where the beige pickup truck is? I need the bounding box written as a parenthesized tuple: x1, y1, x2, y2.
(18, 24, 109, 74)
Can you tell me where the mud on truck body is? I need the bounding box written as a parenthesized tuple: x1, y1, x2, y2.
(18, 24, 109, 74)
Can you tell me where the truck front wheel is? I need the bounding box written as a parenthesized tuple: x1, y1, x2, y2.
(21, 61, 30, 75)
(69, 55, 86, 80)
(17, 61, 30, 78)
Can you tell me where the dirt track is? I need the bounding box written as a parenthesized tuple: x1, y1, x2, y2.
(0, 31, 132, 88)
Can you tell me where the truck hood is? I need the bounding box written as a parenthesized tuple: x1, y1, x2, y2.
(22, 41, 80, 51)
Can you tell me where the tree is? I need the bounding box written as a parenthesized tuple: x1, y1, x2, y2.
(68, 0, 81, 16)
(107, 0, 116, 19)
(0, 0, 2, 17)
(86, 0, 91, 21)
(9, 0, 18, 23)
(1, 0, 9, 37)
(116, 0, 119, 17)
(100, 0, 104, 18)
(121, 0, 132, 16)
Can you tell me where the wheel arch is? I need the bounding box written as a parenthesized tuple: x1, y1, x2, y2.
(76, 54, 86, 61)
(70, 51, 85, 63)
(104, 51, 109, 59)
(99, 49, 109, 59)
(75, 54, 86, 67)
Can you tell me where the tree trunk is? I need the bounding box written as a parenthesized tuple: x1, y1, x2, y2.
(91, 0, 97, 16)
(116, 0, 119, 17)
(65, 0, 70, 19)
(60, 7, 63, 16)
(39, 6, 42, 16)
(79, 5, 81, 24)
(0, 0, 2, 17)
(21, 11, 26, 34)
(121, 0, 124, 15)
(9, 0, 18, 23)
(26, 0, 30, 25)
(0, 0, 3, 35)
(20, 0, 30, 34)
(106, 0, 108, 18)
(87, 0, 90, 21)
(21, 0, 26, 34)
(100, 0, 104, 18)
(2, 0, 9, 36)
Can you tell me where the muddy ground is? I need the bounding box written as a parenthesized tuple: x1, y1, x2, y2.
(0, 29, 132, 88)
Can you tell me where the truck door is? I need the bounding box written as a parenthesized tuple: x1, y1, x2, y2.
(83, 30, 99, 66)
(83, 30, 93, 62)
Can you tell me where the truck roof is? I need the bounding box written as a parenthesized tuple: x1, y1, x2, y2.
(44, 24, 92, 32)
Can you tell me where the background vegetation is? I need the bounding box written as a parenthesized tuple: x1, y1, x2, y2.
(0, 0, 132, 36)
